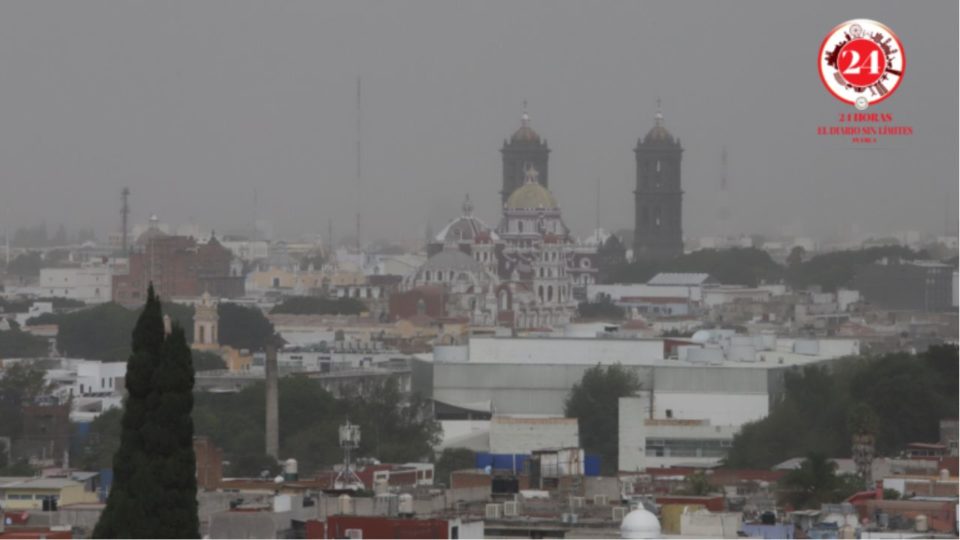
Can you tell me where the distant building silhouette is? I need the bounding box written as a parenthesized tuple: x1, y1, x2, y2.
(634, 101, 684, 261)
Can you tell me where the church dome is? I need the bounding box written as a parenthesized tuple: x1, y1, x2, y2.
(505, 166, 558, 210)
(435, 195, 500, 243)
(620, 507, 661, 539)
(511, 124, 541, 144)
(640, 101, 676, 145)
(643, 124, 673, 144)
(505, 182, 558, 210)
(509, 108, 541, 144)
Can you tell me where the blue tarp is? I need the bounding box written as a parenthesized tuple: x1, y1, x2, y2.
(585, 454, 601, 476)
(475, 453, 529, 474)
(476, 452, 600, 476)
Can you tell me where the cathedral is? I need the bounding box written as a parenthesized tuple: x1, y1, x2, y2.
(406, 109, 597, 329)
(405, 103, 682, 329)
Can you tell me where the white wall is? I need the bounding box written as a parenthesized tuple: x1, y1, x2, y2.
(653, 392, 769, 427)
(38, 266, 112, 304)
(468, 337, 664, 365)
(489, 417, 578, 454)
(619, 397, 647, 472)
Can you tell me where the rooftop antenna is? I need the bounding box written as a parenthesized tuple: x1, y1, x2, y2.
(120, 187, 130, 253)
(334, 420, 364, 491)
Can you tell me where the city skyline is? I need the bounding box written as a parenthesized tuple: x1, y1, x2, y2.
(0, 1, 956, 244)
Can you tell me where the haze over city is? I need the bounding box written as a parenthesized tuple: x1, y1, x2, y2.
(0, 0, 956, 244)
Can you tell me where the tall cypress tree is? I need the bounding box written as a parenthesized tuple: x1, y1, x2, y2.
(94, 285, 164, 538)
(93, 285, 199, 538)
(147, 325, 200, 538)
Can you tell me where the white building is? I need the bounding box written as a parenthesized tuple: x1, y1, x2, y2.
(38, 263, 113, 304)
(489, 416, 579, 455)
(619, 397, 739, 471)
(416, 334, 860, 423)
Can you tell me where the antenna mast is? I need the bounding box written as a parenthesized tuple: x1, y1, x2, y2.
(355, 76, 362, 252)
(121, 187, 130, 253)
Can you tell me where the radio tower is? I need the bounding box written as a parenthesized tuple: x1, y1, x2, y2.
(716, 147, 731, 237)
(121, 187, 130, 253)
(355, 76, 362, 252)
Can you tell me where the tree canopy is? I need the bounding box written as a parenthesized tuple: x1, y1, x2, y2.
(270, 296, 366, 316)
(564, 364, 642, 474)
(0, 328, 49, 358)
(217, 302, 277, 352)
(609, 248, 782, 286)
(93, 286, 199, 538)
(785, 245, 925, 292)
(604, 245, 942, 292)
(725, 345, 958, 469)
(23, 299, 275, 361)
(190, 376, 439, 476)
(577, 297, 625, 320)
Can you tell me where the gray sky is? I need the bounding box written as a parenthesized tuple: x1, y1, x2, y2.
(0, 1, 956, 245)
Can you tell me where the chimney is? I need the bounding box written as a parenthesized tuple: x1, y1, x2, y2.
(265, 344, 280, 459)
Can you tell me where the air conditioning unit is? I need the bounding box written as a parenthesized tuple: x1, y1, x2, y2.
(485, 503, 502, 520)
(345, 529, 363, 539)
(503, 500, 518, 517)
(594, 494, 609, 506)
(612, 506, 628, 521)
(569, 496, 585, 509)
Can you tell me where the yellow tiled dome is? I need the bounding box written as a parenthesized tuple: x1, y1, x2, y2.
(505, 181, 558, 210)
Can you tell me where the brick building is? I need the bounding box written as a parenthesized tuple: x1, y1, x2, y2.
(113, 221, 243, 304)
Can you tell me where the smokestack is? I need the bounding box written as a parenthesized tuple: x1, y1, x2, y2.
(265, 344, 279, 459)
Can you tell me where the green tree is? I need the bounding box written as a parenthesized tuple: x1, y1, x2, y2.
(190, 375, 439, 476)
(682, 471, 713, 496)
(146, 326, 199, 537)
(93, 286, 199, 538)
(433, 448, 476, 487)
(0, 328, 49, 358)
(725, 346, 959, 468)
(76, 408, 123, 470)
(192, 351, 227, 372)
(0, 363, 54, 438)
(218, 303, 276, 352)
(577, 297, 625, 320)
(94, 287, 166, 538)
(787, 246, 806, 267)
(779, 453, 844, 509)
(564, 364, 642, 474)
(271, 296, 366, 316)
(787, 245, 924, 292)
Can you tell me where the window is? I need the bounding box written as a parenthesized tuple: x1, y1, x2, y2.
(666, 409, 673, 419)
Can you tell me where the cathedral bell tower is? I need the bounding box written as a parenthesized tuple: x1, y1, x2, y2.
(633, 100, 684, 261)
(501, 102, 550, 205)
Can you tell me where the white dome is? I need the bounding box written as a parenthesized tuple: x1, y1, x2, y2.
(621, 508, 661, 539)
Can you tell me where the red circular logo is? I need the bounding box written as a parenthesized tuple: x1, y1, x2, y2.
(819, 19, 905, 109)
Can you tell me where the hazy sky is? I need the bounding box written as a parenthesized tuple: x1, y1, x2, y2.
(0, 1, 956, 245)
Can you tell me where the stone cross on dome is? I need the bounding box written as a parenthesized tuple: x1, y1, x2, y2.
(655, 97, 663, 126)
(462, 194, 474, 216)
(521, 99, 530, 127)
